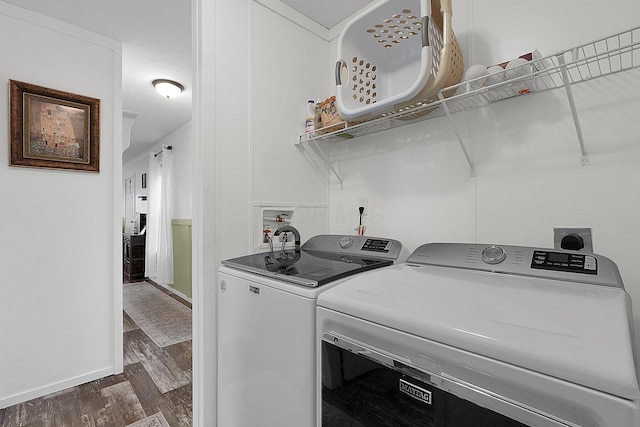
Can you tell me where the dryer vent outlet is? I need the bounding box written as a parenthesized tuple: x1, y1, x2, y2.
(554, 227, 593, 253)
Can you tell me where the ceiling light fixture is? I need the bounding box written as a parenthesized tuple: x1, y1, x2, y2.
(152, 79, 184, 98)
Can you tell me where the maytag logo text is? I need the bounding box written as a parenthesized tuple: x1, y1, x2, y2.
(399, 379, 432, 405)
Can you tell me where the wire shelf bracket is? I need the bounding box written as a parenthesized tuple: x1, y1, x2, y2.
(438, 92, 476, 177)
(557, 54, 590, 166)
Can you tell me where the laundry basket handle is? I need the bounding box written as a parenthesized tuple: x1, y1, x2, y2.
(436, 0, 454, 45)
(439, 0, 453, 15)
(335, 60, 344, 85)
(422, 16, 429, 47)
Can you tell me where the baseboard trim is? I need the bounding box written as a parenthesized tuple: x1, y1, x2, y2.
(0, 367, 114, 409)
(159, 283, 192, 304)
(146, 279, 193, 305)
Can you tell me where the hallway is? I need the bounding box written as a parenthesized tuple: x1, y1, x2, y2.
(0, 282, 192, 427)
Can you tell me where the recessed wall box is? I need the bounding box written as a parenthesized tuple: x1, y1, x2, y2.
(260, 207, 297, 249)
(554, 227, 593, 253)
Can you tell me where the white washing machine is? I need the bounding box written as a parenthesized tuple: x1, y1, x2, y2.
(317, 243, 640, 426)
(218, 233, 408, 427)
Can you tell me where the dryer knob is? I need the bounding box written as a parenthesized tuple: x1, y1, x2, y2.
(482, 245, 506, 265)
(339, 236, 353, 249)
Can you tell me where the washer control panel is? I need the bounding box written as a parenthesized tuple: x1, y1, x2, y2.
(361, 238, 394, 253)
(301, 235, 408, 262)
(337, 237, 393, 252)
(531, 250, 597, 275)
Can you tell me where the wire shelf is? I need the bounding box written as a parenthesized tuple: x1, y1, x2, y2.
(298, 25, 640, 152)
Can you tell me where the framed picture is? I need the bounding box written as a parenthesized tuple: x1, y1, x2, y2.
(9, 80, 100, 172)
(141, 173, 147, 189)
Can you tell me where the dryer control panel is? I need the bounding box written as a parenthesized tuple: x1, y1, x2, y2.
(531, 250, 597, 275)
(407, 243, 623, 288)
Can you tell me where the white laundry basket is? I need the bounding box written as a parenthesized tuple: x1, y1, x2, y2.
(335, 0, 464, 122)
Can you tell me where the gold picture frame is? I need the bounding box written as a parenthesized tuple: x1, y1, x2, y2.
(9, 80, 100, 172)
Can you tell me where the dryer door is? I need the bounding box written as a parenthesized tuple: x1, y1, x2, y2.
(322, 336, 530, 427)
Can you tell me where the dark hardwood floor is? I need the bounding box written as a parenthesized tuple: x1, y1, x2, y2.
(0, 281, 192, 427)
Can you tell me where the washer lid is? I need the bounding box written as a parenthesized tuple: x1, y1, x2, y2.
(317, 263, 640, 400)
(221, 249, 392, 287)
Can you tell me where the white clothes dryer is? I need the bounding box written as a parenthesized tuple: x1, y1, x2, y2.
(218, 234, 408, 427)
(317, 243, 640, 426)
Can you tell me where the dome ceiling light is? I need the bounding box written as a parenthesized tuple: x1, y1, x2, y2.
(152, 79, 184, 98)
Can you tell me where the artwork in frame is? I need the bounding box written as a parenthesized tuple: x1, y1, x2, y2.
(9, 80, 100, 172)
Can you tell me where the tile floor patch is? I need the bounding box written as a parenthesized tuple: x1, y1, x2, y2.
(125, 412, 171, 427)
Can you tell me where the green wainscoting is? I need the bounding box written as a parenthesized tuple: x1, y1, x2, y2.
(171, 219, 192, 299)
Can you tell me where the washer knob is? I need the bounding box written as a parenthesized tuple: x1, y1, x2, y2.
(482, 245, 506, 265)
(338, 236, 353, 249)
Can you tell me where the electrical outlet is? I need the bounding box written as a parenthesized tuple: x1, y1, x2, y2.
(554, 227, 593, 253)
(358, 196, 368, 215)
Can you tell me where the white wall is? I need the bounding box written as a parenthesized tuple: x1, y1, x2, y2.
(170, 122, 194, 220)
(0, 2, 121, 408)
(195, 1, 331, 424)
(195, 0, 253, 423)
(251, 2, 330, 249)
(252, 2, 328, 205)
(326, 0, 640, 343)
